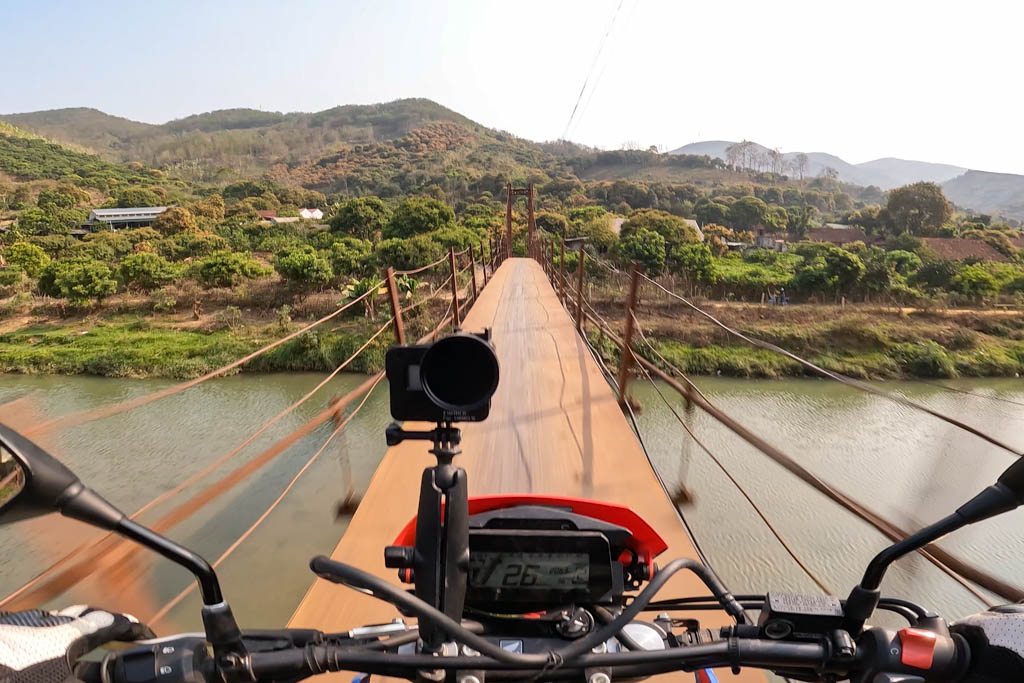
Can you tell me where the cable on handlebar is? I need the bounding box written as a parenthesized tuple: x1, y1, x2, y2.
(309, 555, 747, 669)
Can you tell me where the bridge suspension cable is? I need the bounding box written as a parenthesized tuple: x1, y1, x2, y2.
(1, 247, 493, 611)
(148, 373, 386, 625)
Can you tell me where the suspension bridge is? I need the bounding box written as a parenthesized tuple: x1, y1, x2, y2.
(1, 185, 1022, 682)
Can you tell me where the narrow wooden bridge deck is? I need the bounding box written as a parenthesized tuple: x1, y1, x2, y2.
(289, 258, 762, 680)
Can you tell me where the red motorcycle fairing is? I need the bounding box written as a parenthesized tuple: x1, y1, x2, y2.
(391, 494, 669, 571)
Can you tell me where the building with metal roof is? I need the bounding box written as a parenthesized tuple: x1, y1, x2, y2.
(87, 206, 168, 229)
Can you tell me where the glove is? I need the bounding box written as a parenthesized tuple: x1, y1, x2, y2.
(951, 605, 1024, 682)
(0, 606, 153, 683)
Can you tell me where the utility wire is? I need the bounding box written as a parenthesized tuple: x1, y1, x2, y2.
(561, 0, 626, 140)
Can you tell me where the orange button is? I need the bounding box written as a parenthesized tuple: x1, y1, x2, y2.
(898, 628, 937, 669)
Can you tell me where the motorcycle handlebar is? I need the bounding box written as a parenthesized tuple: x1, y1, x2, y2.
(247, 638, 833, 680)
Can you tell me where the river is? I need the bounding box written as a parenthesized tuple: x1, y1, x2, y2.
(0, 373, 1022, 634)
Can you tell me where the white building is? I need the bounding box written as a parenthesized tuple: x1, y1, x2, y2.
(299, 208, 324, 220)
(87, 206, 168, 229)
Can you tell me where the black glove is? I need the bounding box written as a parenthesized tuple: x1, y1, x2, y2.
(951, 604, 1024, 682)
(0, 605, 153, 683)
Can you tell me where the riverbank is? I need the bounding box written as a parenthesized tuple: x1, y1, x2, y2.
(1, 297, 1022, 379)
(588, 299, 1024, 379)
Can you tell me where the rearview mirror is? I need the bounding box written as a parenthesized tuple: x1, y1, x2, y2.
(0, 423, 123, 529)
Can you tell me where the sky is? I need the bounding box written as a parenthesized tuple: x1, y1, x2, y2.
(3, 0, 1023, 174)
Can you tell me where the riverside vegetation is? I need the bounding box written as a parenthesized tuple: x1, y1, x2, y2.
(1, 102, 1023, 379)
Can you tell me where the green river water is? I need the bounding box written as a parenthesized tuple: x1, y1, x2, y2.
(0, 373, 1021, 634)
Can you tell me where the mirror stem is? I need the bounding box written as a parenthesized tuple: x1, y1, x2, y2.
(117, 518, 224, 604)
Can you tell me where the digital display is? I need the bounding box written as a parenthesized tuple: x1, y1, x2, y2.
(469, 552, 590, 590)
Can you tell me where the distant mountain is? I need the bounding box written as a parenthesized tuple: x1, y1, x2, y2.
(943, 171, 1024, 221)
(670, 140, 967, 190)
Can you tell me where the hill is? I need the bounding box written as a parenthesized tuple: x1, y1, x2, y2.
(943, 170, 1024, 221)
(0, 99, 485, 181)
(670, 140, 967, 189)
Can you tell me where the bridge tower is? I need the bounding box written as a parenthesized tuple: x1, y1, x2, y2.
(504, 183, 536, 258)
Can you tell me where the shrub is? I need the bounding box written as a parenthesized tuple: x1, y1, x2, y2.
(374, 235, 445, 271)
(118, 253, 182, 291)
(216, 305, 243, 330)
(619, 227, 666, 276)
(328, 237, 374, 278)
(892, 341, 956, 378)
(194, 251, 269, 288)
(158, 231, 230, 260)
(6, 242, 50, 277)
(37, 258, 117, 307)
(668, 243, 718, 284)
(151, 287, 178, 312)
(911, 260, 961, 290)
(152, 207, 199, 236)
(274, 245, 334, 289)
(330, 196, 391, 240)
(949, 264, 998, 300)
(384, 196, 456, 238)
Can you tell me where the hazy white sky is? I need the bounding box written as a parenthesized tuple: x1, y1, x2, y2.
(4, 0, 1023, 173)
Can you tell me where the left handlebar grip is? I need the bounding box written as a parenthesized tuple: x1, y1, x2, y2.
(76, 637, 213, 683)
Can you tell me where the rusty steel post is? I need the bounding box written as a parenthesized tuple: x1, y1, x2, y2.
(559, 239, 567, 305)
(505, 184, 513, 259)
(448, 246, 461, 329)
(480, 239, 489, 285)
(527, 183, 536, 248)
(575, 248, 586, 333)
(384, 266, 406, 345)
(616, 263, 643, 406)
(469, 244, 479, 302)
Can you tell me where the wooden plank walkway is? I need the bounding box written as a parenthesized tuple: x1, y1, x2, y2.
(289, 258, 763, 680)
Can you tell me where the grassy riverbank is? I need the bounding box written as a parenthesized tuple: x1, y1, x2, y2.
(1, 293, 1022, 380)
(588, 299, 1024, 379)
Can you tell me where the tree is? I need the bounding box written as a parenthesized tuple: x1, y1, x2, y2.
(619, 227, 666, 276)
(152, 207, 198, 236)
(668, 243, 718, 287)
(884, 250, 922, 277)
(188, 194, 226, 221)
(384, 196, 455, 238)
(786, 205, 817, 237)
(328, 238, 374, 278)
(116, 187, 163, 208)
(330, 197, 392, 241)
(886, 182, 953, 236)
(343, 277, 386, 320)
(728, 196, 770, 230)
(694, 200, 730, 226)
(195, 251, 268, 288)
(950, 264, 998, 301)
(118, 253, 181, 291)
(535, 211, 569, 237)
(374, 235, 445, 271)
(15, 207, 86, 235)
(36, 188, 77, 211)
(911, 260, 960, 290)
(274, 246, 334, 289)
(620, 209, 700, 246)
(793, 153, 808, 180)
(5, 242, 50, 277)
(38, 258, 117, 307)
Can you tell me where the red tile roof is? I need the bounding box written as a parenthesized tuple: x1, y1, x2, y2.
(256, 210, 277, 219)
(920, 237, 1008, 262)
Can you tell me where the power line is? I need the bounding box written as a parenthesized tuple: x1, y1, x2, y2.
(561, 0, 625, 140)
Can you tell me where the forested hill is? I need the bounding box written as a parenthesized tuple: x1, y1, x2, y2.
(0, 99, 489, 179)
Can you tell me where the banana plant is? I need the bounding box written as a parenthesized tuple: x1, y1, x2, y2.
(342, 277, 387, 320)
(394, 274, 426, 300)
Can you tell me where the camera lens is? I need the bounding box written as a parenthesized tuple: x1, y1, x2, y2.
(420, 334, 499, 414)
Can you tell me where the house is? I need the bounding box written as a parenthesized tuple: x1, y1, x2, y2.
(256, 210, 277, 221)
(823, 222, 854, 230)
(919, 237, 1009, 263)
(802, 227, 870, 245)
(683, 218, 704, 241)
(299, 208, 324, 220)
(754, 230, 787, 251)
(269, 216, 300, 224)
(87, 206, 168, 229)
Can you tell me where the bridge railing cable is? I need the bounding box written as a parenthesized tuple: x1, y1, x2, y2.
(537, 241, 1020, 603)
(147, 373, 386, 625)
(638, 272, 1022, 457)
(0, 255, 497, 611)
(24, 283, 387, 439)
